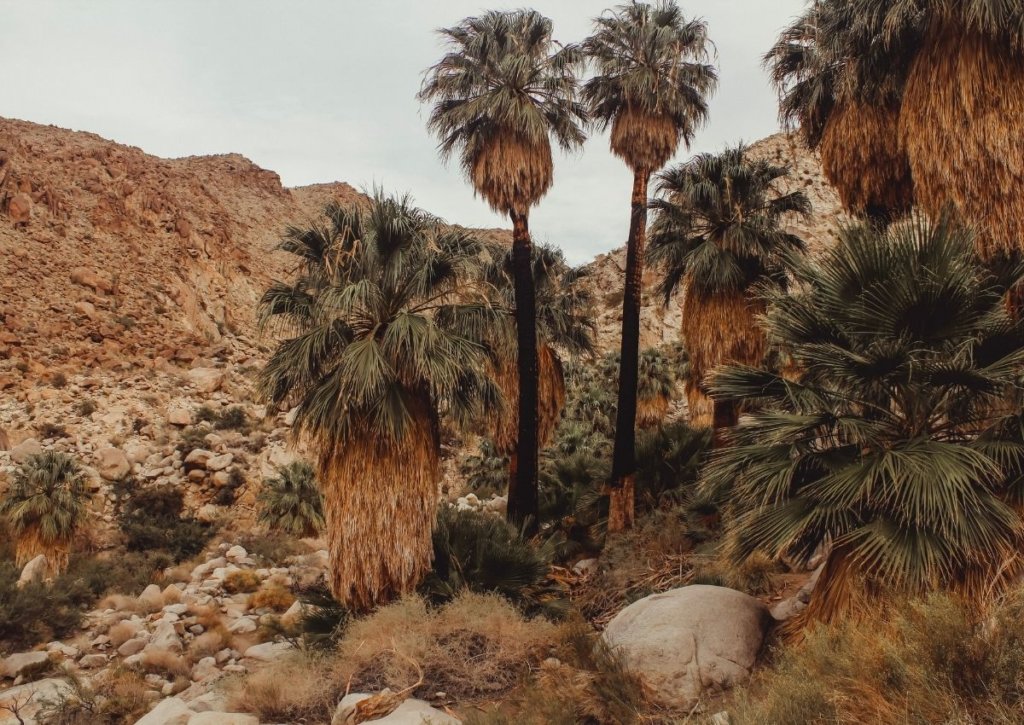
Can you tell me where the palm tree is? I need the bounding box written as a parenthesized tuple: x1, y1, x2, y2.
(636, 344, 685, 428)
(582, 0, 717, 532)
(257, 192, 501, 612)
(647, 144, 810, 440)
(703, 216, 1024, 625)
(420, 10, 587, 526)
(482, 243, 596, 502)
(257, 461, 325, 538)
(764, 0, 914, 221)
(1, 451, 88, 576)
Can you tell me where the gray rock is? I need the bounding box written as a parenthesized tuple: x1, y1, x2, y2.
(167, 406, 193, 427)
(206, 453, 233, 471)
(225, 545, 247, 563)
(242, 641, 293, 662)
(602, 585, 771, 709)
(0, 678, 74, 725)
(147, 621, 183, 654)
(17, 554, 49, 587)
(332, 693, 460, 724)
(136, 696, 194, 725)
(190, 657, 219, 682)
(10, 438, 42, 464)
(118, 637, 148, 657)
(187, 713, 258, 725)
(1, 650, 50, 678)
(184, 448, 214, 468)
(79, 653, 108, 669)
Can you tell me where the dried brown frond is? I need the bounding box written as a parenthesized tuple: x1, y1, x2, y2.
(901, 28, 1024, 258)
(15, 525, 70, 575)
(610, 108, 680, 173)
(681, 282, 765, 429)
(635, 393, 670, 429)
(490, 344, 566, 456)
(471, 135, 553, 215)
(820, 101, 914, 218)
(317, 396, 440, 612)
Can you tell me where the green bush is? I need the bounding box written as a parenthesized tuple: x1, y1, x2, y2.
(633, 421, 709, 508)
(116, 485, 214, 562)
(257, 462, 324, 537)
(422, 507, 558, 615)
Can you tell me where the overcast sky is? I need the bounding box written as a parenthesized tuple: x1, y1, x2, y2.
(1, 1, 806, 263)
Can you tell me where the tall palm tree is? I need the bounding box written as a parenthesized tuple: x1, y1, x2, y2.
(582, 0, 717, 532)
(482, 243, 596, 501)
(420, 10, 587, 526)
(764, 0, 914, 221)
(1, 451, 88, 576)
(257, 192, 501, 612)
(648, 145, 810, 441)
(704, 216, 1024, 625)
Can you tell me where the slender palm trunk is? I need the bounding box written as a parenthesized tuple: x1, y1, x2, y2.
(711, 398, 738, 448)
(608, 170, 649, 533)
(508, 210, 540, 530)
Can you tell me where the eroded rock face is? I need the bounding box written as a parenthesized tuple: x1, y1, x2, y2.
(602, 585, 772, 709)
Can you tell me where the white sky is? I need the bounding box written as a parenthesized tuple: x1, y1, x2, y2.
(1, 0, 806, 263)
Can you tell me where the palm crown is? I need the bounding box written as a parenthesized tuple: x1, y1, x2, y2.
(704, 216, 1024, 623)
(419, 9, 586, 215)
(583, 0, 717, 173)
(1, 451, 88, 572)
(257, 461, 325, 538)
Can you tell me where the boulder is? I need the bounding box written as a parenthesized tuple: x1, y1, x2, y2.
(0, 678, 74, 725)
(188, 714, 258, 725)
(242, 641, 293, 662)
(17, 554, 49, 587)
(136, 696, 194, 725)
(118, 637, 148, 657)
(10, 437, 42, 464)
(79, 653, 107, 668)
(225, 545, 247, 563)
(8, 192, 31, 225)
(138, 583, 165, 611)
(186, 368, 223, 393)
(167, 405, 193, 426)
(206, 453, 233, 471)
(70, 267, 114, 294)
(147, 621, 183, 654)
(96, 447, 131, 481)
(602, 585, 771, 709)
(332, 694, 460, 724)
(1, 650, 50, 678)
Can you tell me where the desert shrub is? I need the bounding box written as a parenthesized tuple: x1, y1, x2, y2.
(293, 582, 350, 650)
(51, 372, 67, 388)
(226, 652, 339, 723)
(0, 562, 91, 651)
(1, 451, 88, 573)
(235, 531, 309, 565)
(213, 469, 245, 506)
(250, 584, 295, 612)
(257, 462, 324, 538)
(336, 593, 558, 703)
(116, 485, 214, 562)
(633, 421, 709, 508)
(36, 667, 150, 725)
(74, 399, 98, 417)
(727, 593, 1024, 724)
(63, 551, 170, 600)
(37, 422, 69, 439)
(223, 569, 261, 594)
(194, 405, 219, 425)
(422, 507, 558, 614)
(139, 649, 190, 677)
(174, 427, 209, 459)
(214, 406, 249, 431)
(459, 439, 509, 498)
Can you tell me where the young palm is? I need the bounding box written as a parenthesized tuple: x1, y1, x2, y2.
(482, 243, 596, 505)
(257, 192, 501, 611)
(1, 451, 88, 575)
(582, 0, 716, 532)
(420, 10, 587, 526)
(764, 0, 913, 220)
(704, 216, 1024, 625)
(636, 344, 685, 428)
(257, 461, 325, 538)
(647, 144, 809, 439)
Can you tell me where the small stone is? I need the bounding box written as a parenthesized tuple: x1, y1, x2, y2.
(167, 406, 193, 426)
(190, 656, 219, 682)
(225, 545, 247, 563)
(118, 638, 148, 657)
(242, 641, 292, 662)
(206, 453, 233, 472)
(79, 653, 107, 669)
(186, 368, 224, 393)
(227, 617, 257, 634)
(135, 696, 193, 725)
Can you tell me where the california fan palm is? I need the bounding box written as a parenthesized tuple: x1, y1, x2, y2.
(420, 10, 586, 526)
(257, 461, 325, 538)
(704, 216, 1024, 625)
(482, 243, 596, 506)
(257, 192, 501, 611)
(1, 451, 88, 576)
(647, 144, 809, 438)
(582, 0, 716, 532)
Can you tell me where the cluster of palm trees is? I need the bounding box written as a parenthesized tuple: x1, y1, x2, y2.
(260, 0, 1024, 622)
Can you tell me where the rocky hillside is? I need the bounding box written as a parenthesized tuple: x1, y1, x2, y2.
(584, 134, 846, 352)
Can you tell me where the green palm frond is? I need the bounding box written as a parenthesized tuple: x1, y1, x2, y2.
(1, 452, 88, 543)
(704, 215, 1024, 609)
(257, 462, 325, 538)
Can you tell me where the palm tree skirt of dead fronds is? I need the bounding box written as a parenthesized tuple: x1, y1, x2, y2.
(901, 28, 1024, 258)
(610, 108, 679, 173)
(317, 407, 440, 612)
(490, 344, 566, 456)
(471, 134, 553, 214)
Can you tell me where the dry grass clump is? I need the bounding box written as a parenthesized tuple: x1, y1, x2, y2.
(337, 592, 558, 702)
(726, 593, 1024, 724)
(190, 630, 227, 658)
(690, 550, 782, 597)
(249, 584, 295, 612)
(223, 569, 262, 594)
(107, 620, 142, 648)
(38, 666, 150, 724)
(140, 648, 191, 678)
(226, 653, 338, 723)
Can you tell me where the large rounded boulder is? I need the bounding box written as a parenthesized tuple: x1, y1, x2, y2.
(602, 585, 771, 709)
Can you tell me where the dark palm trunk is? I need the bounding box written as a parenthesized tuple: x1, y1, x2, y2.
(507, 210, 540, 530)
(608, 170, 649, 533)
(712, 398, 738, 448)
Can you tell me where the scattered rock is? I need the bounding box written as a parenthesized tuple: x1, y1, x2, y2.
(95, 446, 131, 481)
(242, 641, 292, 662)
(602, 585, 771, 709)
(17, 554, 49, 587)
(332, 693, 460, 724)
(8, 192, 32, 225)
(10, 437, 42, 463)
(167, 405, 193, 426)
(186, 368, 223, 393)
(187, 714, 258, 725)
(1, 650, 50, 679)
(135, 696, 194, 725)
(0, 678, 74, 725)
